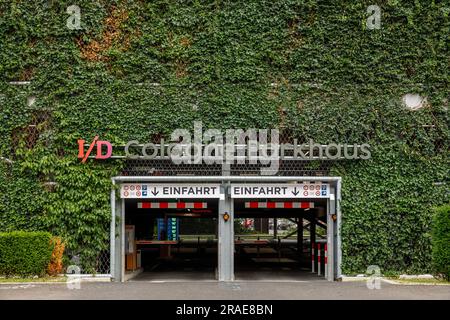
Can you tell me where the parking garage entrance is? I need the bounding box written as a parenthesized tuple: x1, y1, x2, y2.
(123, 198, 219, 281)
(117, 184, 221, 281)
(111, 178, 341, 282)
(231, 182, 332, 281)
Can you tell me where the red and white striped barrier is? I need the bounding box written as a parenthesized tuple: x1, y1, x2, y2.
(324, 243, 328, 278)
(245, 201, 315, 209)
(317, 243, 321, 276)
(137, 202, 207, 209)
(311, 243, 315, 273)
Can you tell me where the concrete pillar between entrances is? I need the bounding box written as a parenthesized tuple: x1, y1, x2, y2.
(218, 185, 234, 281)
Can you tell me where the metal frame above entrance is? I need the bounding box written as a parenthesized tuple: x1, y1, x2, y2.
(110, 176, 342, 282)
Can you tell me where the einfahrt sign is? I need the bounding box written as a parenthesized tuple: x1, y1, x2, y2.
(120, 184, 221, 199)
(231, 183, 330, 198)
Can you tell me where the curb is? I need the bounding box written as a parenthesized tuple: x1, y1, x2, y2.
(339, 275, 368, 282)
(398, 274, 434, 279)
(339, 276, 449, 286)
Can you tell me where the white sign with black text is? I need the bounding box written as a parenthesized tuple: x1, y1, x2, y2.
(120, 184, 221, 199)
(231, 183, 330, 199)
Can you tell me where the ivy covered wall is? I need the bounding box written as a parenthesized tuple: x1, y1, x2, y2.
(0, 0, 448, 274)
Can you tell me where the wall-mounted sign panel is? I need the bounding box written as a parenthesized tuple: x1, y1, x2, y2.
(120, 184, 221, 199)
(157, 218, 179, 241)
(231, 183, 330, 199)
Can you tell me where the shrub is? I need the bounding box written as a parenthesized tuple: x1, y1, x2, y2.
(431, 205, 450, 281)
(0, 231, 53, 276)
(47, 236, 65, 276)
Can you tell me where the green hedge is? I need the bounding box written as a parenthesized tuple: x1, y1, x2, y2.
(0, 231, 53, 276)
(432, 205, 450, 281)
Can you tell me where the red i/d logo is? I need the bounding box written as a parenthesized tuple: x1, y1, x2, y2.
(77, 136, 112, 163)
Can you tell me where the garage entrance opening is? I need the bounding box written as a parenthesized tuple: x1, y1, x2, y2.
(124, 199, 219, 281)
(112, 178, 341, 282)
(233, 199, 329, 281)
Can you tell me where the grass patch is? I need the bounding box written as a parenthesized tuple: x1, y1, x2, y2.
(386, 277, 450, 285)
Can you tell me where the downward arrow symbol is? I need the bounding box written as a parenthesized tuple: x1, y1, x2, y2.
(292, 187, 299, 196)
(151, 188, 159, 196)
